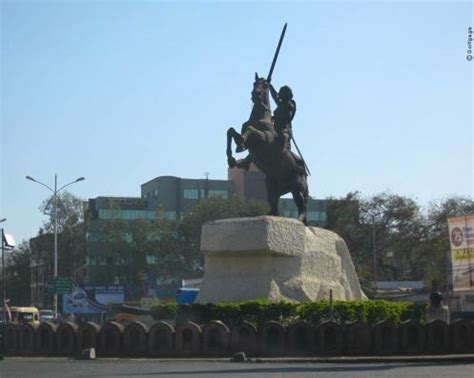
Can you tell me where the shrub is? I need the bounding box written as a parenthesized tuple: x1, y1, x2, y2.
(150, 299, 428, 327)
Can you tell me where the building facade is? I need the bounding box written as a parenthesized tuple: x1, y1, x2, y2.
(141, 176, 235, 217)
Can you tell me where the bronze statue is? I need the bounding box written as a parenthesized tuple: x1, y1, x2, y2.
(227, 74, 309, 224)
(226, 24, 310, 224)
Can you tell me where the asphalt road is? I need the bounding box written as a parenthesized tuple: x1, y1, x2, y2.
(1, 358, 474, 378)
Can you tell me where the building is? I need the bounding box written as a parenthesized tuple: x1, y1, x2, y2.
(141, 175, 235, 217)
(84, 196, 155, 286)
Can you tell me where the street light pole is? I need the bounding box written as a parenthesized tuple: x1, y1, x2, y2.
(53, 174, 58, 317)
(26, 175, 85, 318)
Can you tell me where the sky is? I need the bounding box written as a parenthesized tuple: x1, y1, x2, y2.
(1, 0, 473, 244)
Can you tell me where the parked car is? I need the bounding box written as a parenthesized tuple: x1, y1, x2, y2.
(0, 306, 40, 326)
(39, 309, 54, 322)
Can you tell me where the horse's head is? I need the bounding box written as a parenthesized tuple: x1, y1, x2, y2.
(251, 73, 270, 106)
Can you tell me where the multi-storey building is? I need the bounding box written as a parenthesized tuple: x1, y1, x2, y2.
(141, 175, 235, 218)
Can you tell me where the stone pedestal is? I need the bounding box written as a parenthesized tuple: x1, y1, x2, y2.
(196, 216, 366, 304)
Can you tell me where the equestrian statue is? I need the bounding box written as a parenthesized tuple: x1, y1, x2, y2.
(226, 24, 310, 225)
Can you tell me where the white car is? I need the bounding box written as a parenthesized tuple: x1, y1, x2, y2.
(39, 309, 54, 322)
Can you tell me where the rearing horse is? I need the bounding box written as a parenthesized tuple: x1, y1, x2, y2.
(227, 74, 309, 224)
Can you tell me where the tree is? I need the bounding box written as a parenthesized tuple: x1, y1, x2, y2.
(36, 191, 86, 278)
(325, 192, 374, 293)
(39, 191, 84, 234)
(4, 242, 32, 305)
(326, 192, 427, 290)
(359, 192, 426, 281)
(326, 192, 474, 292)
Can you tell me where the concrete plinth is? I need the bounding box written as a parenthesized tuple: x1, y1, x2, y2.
(196, 216, 366, 304)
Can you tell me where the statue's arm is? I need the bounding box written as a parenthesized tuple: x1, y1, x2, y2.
(269, 84, 279, 104)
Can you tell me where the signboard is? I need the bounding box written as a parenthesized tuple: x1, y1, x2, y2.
(62, 285, 124, 314)
(448, 215, 474, 291)
(52, 277, 74, 294)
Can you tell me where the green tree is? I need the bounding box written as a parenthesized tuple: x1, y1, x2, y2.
(35, 191, 86, 279)
(326, 191, 427, 293)
(326, 192, 474, 292)
(39, 191, 84, 234)
(359, 192, 426, 281)
(325, 192, 373, 293)
(4, 241, 32, 305)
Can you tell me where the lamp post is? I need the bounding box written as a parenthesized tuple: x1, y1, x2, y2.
(1, 218, 6, 323)
(26, 174, 85, 317)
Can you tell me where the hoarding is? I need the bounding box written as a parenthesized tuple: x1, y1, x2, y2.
(62, 284, 124, 314)
(448, 215, 474, 291)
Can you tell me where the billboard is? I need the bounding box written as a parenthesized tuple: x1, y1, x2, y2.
(448, 215, 474, 291)
(62, 284, 125, 314)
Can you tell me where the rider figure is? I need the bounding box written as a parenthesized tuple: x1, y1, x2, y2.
(269, 83, 296, 152)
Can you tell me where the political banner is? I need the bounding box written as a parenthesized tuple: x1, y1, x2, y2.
(62, 284, 125, 314)
(448, 215, 474, 291)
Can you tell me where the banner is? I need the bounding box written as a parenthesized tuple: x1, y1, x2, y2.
(448, 215, 474, 291)
(62, 284, 125, 314)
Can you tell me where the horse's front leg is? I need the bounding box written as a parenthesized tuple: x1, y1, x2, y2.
(227, 127, 240, 167)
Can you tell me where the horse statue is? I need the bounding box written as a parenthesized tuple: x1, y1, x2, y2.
(226, 73, 309, 224)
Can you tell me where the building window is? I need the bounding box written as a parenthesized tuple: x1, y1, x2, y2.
(307, 211, 328, 222)
(207, 190, 228, 199)
(154, 189, 158, 197)
(184, 188, 199, 199)
(307, 211, 319, 222)
(98, 209, 156, 220)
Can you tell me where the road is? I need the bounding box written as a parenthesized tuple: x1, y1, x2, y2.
(1, 358, 473, 378)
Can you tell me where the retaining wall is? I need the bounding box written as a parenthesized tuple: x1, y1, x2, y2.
(1, 319, 473, 357)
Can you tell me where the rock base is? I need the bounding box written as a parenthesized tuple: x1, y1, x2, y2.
(196, 216, 366, 304)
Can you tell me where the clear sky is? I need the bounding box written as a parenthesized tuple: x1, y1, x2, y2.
(1, 0, 472, 243)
